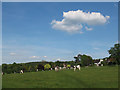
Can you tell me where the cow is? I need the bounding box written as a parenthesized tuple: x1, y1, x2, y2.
(74, 66, 76, 71)
(74, 65, 81, 71)
(63, 63, 67, 69)
(55, 66, 59, 72)
(59, 67, 62, 70)
(94, 59, 104, 66)
(20, 70, 23, 74)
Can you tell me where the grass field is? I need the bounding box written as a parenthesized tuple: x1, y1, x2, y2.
(2, 66, 118, 88)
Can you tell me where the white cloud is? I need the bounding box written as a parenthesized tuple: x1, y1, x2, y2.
(57, 58, 61, 61)
(51, 20, 83, 33)
(85, 26, 93, 31)
(29, 56, 40, 59)
(43, 56, 47, 58)
(51, 10, 110, 33)
(63, 10, 110, 25)
(9, 52, 16, 55)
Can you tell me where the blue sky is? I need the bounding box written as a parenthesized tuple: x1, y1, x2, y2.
(2, 2, 118, 64)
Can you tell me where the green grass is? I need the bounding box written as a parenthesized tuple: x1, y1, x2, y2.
(2, 66, 118, 88)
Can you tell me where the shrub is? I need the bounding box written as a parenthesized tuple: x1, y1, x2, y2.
(67, 65, 71, 69)
(44, 64, 51, 70)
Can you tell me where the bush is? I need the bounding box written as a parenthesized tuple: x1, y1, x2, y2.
(67, 65, 71, 68)
(38, 64, 44, 71)
(44, 64, 51, 70)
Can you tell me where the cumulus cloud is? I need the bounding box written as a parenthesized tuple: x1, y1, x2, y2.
(85, 26, 93, 31)
(51, 20, 83, 33)
(51, 10, 110, 33)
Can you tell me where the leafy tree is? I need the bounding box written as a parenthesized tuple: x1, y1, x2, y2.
(67, 65, 71, 69)
(74, 54, 82, 64)
(28, 66, 32, 72)
(35, 65, 38, 70)
(38, 64, 44, 71)
(80, 54, 93, 66)
(108, 44, 120, 65)
(101, 60, 108, 66)
(44, 64, 51, 70)
(23, 65, 28, 72)
(2, 64, 8, 73)
(55, 61, 61, 66)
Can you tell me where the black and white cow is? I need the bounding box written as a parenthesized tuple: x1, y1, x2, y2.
(74, 65, 81, 71)
(20, 70, 23, 74)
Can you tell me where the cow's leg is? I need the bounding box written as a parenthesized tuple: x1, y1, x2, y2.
(74, 68, 76, 71)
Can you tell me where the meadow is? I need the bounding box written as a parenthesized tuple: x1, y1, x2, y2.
(2, 66, 118, 88)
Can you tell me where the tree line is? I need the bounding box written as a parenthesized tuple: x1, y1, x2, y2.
(2, 43, 120, 74)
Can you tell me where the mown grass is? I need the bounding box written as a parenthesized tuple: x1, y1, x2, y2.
(2, 66, 118, 88)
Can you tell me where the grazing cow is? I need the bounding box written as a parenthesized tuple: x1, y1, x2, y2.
(63, 66, 66, 69)
(55, 66, 59, 72)
(63, 63, 67, 69)
(20, 70, 23, 74)
(59, 67, 62, 70)
(74, 65, 81, 71)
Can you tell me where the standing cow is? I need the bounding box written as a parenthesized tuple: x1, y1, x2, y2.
(74, 65, 81, 71)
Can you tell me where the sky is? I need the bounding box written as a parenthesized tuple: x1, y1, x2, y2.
(2, 2, 118, 64)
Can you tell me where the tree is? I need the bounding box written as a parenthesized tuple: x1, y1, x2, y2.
(2, 64, 8, 73)
(23, 65, 28, 72)
(80, 54, 93, 66)
(35, 65, 38, 70)
(68, 61, 75, 67)
(101, 60, 108, 66)
(28, 66, 32, 72)
(108, 44, 120, 65)
(74, 54, 82, 64)
(67, 65, 71, 69)
(55, 60, 62, 66)
(38, 64, 44, 71)
(44, 64, 51, 70)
